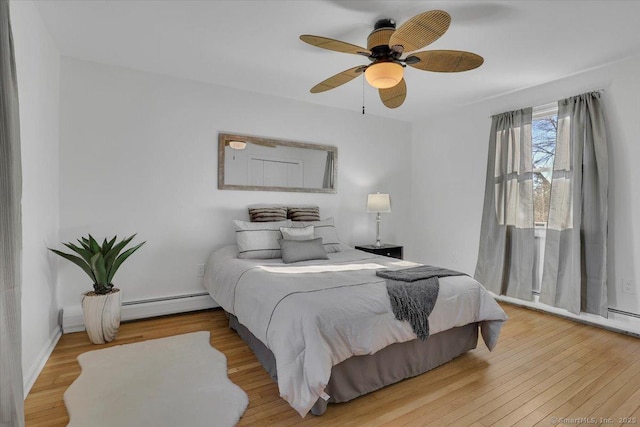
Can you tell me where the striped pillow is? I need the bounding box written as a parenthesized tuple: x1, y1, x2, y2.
(287, 206, 320, 222)
(234, 220, 292, 259)
(248, 206, 287, 222)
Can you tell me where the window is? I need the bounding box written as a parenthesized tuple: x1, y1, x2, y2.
(532, 103, 558, 294)
(532, 103, 558, 226)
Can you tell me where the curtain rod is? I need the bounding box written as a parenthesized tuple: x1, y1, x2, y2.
(488, 89, 605, 118)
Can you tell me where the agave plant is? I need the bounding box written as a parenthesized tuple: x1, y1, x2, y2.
(49, 234, 145, 295)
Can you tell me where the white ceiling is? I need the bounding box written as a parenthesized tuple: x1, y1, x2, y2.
(35, 0, 640, 122)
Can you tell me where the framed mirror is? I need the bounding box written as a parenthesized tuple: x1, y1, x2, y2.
(218, 133, 337, 193)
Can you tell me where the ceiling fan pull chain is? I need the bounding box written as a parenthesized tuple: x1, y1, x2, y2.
(362, 76, 365, 115)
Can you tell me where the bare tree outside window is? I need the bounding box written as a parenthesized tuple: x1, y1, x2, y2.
(532, 114, 557, 224)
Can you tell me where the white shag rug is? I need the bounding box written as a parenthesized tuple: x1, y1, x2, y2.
(64, 331, 249, 427)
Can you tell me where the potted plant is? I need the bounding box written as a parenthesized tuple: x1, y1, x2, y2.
(49, 234, 145, 344)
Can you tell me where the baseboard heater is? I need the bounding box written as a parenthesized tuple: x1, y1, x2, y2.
(62, 291, 219, 333)
(122, 291, 210, 307)
(495, 294, 640, 338)
(608, 307, 640, 319)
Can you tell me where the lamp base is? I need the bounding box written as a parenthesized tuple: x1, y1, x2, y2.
(374, 212, 382, 248)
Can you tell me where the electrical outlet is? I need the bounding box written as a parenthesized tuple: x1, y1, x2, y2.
(196, 264, 205, 277)
(622, 279, 635, 294)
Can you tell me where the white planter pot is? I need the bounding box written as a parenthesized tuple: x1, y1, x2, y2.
(81, 288, 122, 344)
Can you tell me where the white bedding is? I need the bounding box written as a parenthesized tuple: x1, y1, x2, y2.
(204, 245, 508, 417)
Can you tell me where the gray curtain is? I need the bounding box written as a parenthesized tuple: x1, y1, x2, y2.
(540, 92, 608, 317)
(475, 108, 535, 301)
(322, 151, 334, 189)
(0, 1, 24, 426)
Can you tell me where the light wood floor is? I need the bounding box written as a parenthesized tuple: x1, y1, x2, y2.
(25, 304, 640, 426)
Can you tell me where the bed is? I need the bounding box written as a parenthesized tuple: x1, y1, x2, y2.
(204, 242, 508, 417)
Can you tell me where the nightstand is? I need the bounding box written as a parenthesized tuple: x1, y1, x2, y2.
(355, 244, 404, 260)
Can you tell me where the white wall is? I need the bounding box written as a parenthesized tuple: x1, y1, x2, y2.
(10, 0, 61, 392)
(58, 58, 412, 313)
(409, 54, 640, 317)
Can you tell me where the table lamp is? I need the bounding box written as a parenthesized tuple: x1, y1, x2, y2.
(367, 193, 391, 247)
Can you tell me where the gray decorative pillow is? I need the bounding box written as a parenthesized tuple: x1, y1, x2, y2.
(234, 219, 292, 259)
(248, 206, 287, 222)
(287, 206, 321, 222)
(280, 225, 314, 241)
(279, 238, 329, 264)
(291, 217, 342, 253)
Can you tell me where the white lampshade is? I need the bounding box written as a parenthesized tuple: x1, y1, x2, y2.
(367, 193, 391, 213)
(365, 62, 403, 89)
(228, 140, 247, 150)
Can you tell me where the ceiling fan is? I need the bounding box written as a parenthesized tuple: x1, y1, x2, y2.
(300, 10, 484, 109)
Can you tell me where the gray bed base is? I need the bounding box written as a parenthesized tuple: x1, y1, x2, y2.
(228, 313, 479, 416)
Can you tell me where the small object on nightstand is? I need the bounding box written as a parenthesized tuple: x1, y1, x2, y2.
(355, 244, 403, 260)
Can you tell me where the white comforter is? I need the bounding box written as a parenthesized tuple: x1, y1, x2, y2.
(204, 246, 507, 417)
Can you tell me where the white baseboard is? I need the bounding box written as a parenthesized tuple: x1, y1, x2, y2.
(62, 292, 219, 333)
(494, 294, 640, 337)
(24, 326, 62, 398)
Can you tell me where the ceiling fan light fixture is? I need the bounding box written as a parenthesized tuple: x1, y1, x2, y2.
(229, 140, 247, 150)
(365, 62, 403, 89)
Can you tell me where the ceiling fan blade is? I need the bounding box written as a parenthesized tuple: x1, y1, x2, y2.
(389, 10, 451, 53)
(407, 50, 484, 72)
(379, 78, 406, 109)
(310, 66, 366, 93)
(300, 35, 371, 56)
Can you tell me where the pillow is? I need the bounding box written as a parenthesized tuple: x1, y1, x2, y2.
(279, 238, 328, 264)
(248, 206, 287, 222)
(291, 217, 342, 253)
(287, 206, 321, 222)
(280, 225, 314, 241)
(234, 219, 292, 259)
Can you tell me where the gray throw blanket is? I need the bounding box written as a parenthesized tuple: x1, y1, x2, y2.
(376, 266, 467, 341)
